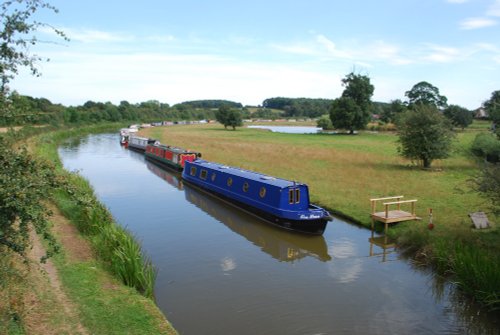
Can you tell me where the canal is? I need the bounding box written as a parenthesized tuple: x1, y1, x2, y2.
(59, 133, 498, 335)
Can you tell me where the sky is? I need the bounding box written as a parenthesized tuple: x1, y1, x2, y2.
(10, 0, 500, 109)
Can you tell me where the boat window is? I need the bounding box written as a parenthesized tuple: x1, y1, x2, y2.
(259, 187, 266, 198)
(295, 189, 300, 204)
(190, 166, 197, 176)
(243, 182, 249, 192)
(200, 169, 208, 180)
(289, 189, 294, 204)
(211, 173, 216, 181)
(227, 177, 233, 187)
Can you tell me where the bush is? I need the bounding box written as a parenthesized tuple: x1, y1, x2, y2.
(317, 116, 333, 130)
(471, 133, 500, 163)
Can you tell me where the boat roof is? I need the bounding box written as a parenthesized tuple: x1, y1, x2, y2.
(190, 159, 304, 189)
(150, 143, 197, 154)
(130, 136, 149, 141)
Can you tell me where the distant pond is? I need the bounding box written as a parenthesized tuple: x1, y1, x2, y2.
(247, 125, 322, 134)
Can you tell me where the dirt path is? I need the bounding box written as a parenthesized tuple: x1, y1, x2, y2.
(24, 205, 90, 335)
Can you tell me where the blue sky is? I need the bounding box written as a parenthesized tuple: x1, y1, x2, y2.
(12, 0, 500, 108)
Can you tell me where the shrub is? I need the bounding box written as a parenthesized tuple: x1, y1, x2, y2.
(471, 133, 500, 163)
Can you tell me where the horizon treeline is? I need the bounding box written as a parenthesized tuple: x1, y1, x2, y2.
(0, 93, 392, 127)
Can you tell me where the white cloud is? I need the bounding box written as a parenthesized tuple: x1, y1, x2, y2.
(62, 28, 134, 43)
(460, 17, 497, 29)
(423, 45, 461, 63)
(315, 34, 353, 59)
(487, 0, 500, 16)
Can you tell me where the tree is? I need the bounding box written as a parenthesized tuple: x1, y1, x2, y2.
(225, 109, 243, 130)
(443, 105, 473, 130)
(397, 105, 455, 168)
(329, 97, 360, 133)
(216, 104, 231, 128)
(317, 115, 333, 130)
(1, 0, 67, 94)
(216, 105, 242, 130)
(380, 99, 407, 123)
(405, 81, 448, 109)
(483, 90, 500, 138)
(329, 72, 374, 133)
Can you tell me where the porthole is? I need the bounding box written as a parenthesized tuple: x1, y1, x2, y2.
(211, 173, 216, 181)
(259, 187, 266, 198)
(190, 166, 197, 176)
(200, 169, 208, 180)
(227, 177, 233, 187)
(243, 182, 249, 192)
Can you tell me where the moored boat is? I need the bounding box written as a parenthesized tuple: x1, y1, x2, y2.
(182, 159, 332, 235)
(119, 128, 129, 145)
(128, 136, 158, 152)
(145, 143, 199, 171)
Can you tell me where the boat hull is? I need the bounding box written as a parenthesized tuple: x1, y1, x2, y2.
(145, 152, 183, 171)
(183, 178, 329, 235)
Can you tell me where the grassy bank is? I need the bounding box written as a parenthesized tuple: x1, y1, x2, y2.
(142, 122, 499, 309)
(4, 124, 177, 334)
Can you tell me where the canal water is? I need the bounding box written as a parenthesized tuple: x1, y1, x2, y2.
(58, 133, 498, 335)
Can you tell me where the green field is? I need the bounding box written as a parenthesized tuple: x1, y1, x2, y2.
(143, 121, 500, 309)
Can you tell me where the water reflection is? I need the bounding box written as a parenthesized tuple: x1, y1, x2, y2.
(183, 183, 331, 262)
(146, 161, 184, 190)
(368, 231, 396, 262)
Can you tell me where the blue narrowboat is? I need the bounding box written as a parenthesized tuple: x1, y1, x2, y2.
(182, 159, 332, 235)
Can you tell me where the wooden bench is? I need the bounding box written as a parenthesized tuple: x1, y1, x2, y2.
(370, 196, 419, 232)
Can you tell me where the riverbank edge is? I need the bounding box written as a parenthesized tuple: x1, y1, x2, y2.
(27, 124, 178, 334)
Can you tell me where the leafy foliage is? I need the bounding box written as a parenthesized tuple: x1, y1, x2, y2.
(174, 99, 242, 109)
(471, 132, 500, 163)
(483, 90, 500, 138)
(380, 99, 407, 123)
(397, 105, 455, 168)
(262, 97, 333, 118)
(329, 97, 361, 133)
(405, 81, 448, 109)
(471, 163, 500, 215)
(215, 104, 242, 130)
(0, 0, 67, 93)
(316, 115, 332, 130)
(329, 72, 374, 133)
(444, 104, 473, 129)
(0, 135, 61, 259)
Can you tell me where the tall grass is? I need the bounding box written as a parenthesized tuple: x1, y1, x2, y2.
(32, 125, 157, 298)
(432, 238, 500, 309)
